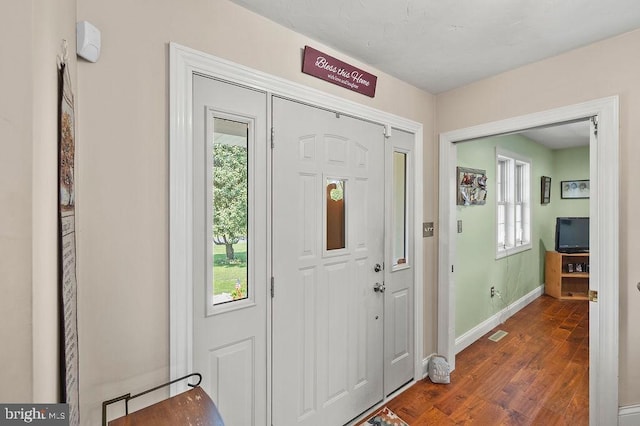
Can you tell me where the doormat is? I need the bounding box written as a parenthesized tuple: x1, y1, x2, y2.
(488, 330, 508, 342)
(357, 407, 409, 426)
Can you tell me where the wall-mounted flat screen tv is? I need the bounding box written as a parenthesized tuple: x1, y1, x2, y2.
(555, 217, 589, 253)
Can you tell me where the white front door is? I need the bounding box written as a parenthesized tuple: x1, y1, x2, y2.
(272, 97, 385, 425)
(192, 74, 268, 425)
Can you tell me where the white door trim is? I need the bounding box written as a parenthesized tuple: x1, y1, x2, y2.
(169, 42, 424, 414)
(437, 96, 619, 425)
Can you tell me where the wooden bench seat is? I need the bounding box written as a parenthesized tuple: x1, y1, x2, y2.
(108, 386, 224, 426)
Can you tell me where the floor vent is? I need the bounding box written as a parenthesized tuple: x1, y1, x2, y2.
(488, 330, 508, 342)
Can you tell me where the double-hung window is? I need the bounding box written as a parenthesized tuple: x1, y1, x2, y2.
(496, 149, 531, 258)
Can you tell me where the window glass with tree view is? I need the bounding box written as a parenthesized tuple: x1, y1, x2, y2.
(211, 117, 249, 305)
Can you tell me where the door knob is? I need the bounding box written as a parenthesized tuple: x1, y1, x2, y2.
(374, 263, 382, 273)
(374, 282, 385, 293)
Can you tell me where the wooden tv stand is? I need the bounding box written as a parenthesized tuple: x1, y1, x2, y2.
(545, 251, 589, 300)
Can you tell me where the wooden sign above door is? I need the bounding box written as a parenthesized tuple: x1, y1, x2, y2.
(302, 46, 377, 98)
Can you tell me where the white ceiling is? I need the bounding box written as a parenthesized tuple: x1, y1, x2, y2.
(230, 0, 622, 147)
(230, 0, 640, 94)
(520, 120, 590, 149)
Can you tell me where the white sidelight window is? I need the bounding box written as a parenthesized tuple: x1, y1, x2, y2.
(496, 149, 531, 258)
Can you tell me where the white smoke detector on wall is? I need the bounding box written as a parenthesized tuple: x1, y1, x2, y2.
(76, 21, 101, 63)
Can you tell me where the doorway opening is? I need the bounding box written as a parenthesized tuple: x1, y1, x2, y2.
(453, 120, 590, 351)
(437, 97, 619, 424)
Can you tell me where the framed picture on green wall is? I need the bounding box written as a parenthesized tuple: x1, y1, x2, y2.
(541, 176, 551, 204)
(561, 179, 589, 199)
(456, 166, 487, 205)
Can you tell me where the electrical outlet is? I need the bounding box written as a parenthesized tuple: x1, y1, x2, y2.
(491, 286, 495, 298)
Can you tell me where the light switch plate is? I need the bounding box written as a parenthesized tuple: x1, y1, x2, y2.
(423, 222, 434, 237)
(457, 220, 463, 233)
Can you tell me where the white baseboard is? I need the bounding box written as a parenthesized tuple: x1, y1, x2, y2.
(619, 405, 640, 425)
(422, 356, 429, 378)
(454, 285, 544, 354)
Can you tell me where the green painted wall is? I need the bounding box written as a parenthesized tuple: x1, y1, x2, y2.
(456, 135, 588, 337)
(553, 147, 590, 218)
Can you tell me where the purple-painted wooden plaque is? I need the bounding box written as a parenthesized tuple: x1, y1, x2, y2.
(302, 46, 377, 98)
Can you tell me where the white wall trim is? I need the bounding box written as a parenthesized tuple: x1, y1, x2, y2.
(169, 43, 425, 400)
(421, 353, 441, 379)
(169, 42, 195, 395)
(438, 96, 619, 425)
(619, 405, 640, 426)
(455, 285, 543, 354)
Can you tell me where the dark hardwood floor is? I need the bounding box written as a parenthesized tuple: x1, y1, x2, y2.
(386, 295, 589, 425)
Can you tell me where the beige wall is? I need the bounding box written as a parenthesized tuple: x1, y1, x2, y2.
(75, 0, 436, 422)
(0, 0, 75, 403)
(436, 29, 640, 405)
(0, 0, 35, 402)
(32, 0, 78, 402)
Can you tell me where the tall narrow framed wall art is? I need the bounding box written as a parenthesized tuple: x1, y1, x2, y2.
(58, 47, 79, 426)
(541, 176, 551, 204)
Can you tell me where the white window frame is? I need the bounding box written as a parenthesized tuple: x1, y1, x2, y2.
(495, 148, 531, 259)
(206, 110, 256, 316)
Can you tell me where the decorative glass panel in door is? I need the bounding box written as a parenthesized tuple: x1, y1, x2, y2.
(392, 152, 407, 266)
(326, 178, 346, 251)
